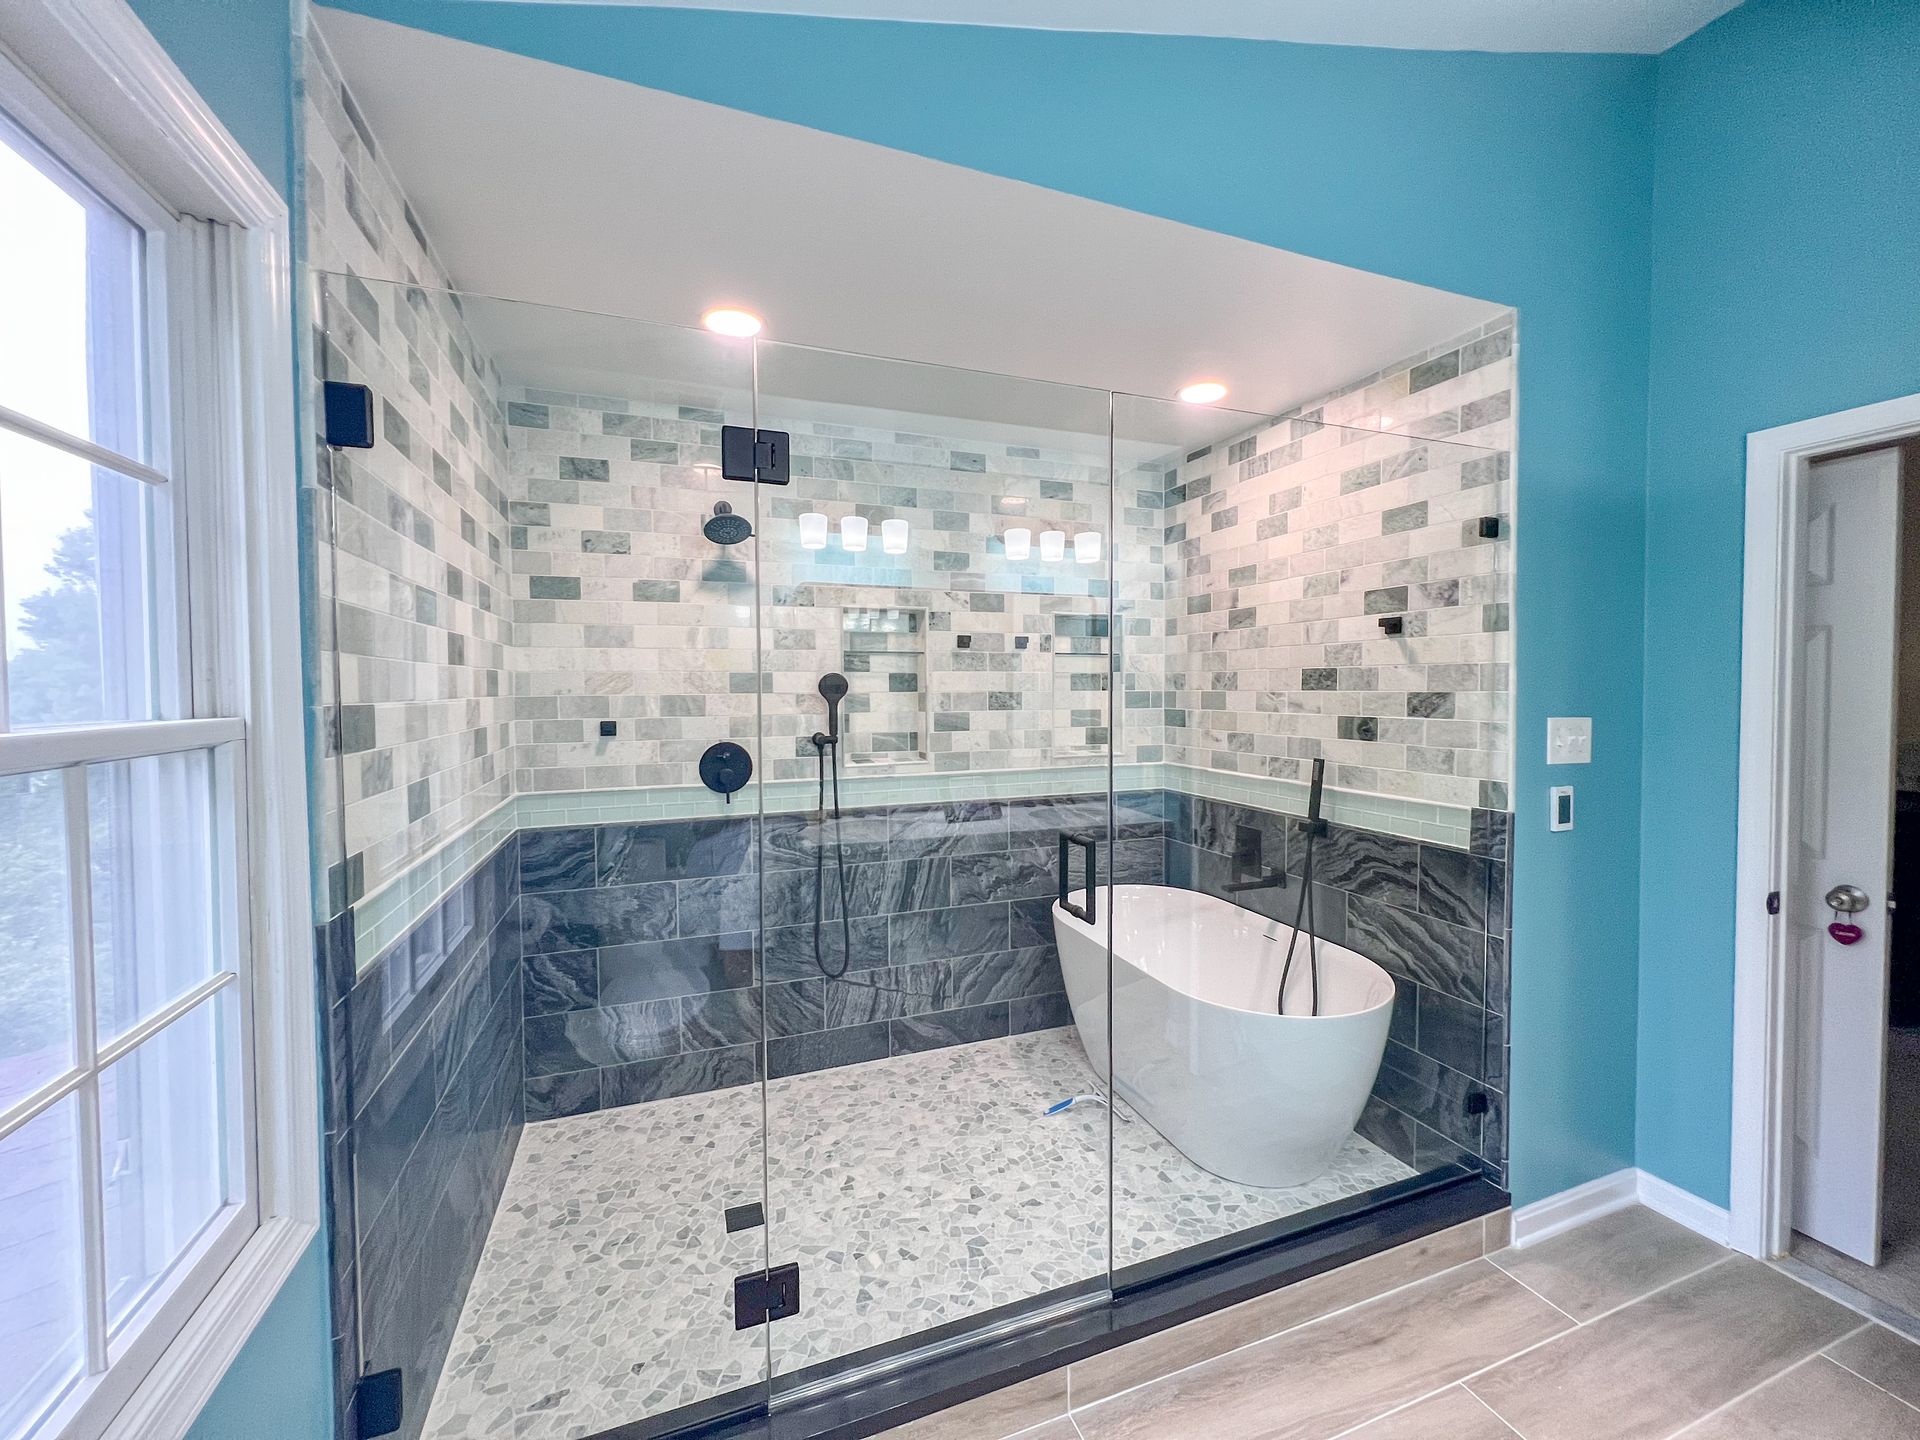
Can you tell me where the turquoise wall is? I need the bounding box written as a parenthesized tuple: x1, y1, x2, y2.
(181, 1241, 334, 1440)
(1636, 0, 1920, 1206)
(126, 0, 300, 197)
(328, 0, 1658, 1206)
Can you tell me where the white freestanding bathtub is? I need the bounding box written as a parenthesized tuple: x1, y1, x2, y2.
(1053, 884, 1396, 1189)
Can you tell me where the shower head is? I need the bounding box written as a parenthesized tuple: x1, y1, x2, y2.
(817, 672, 848, 743)
(703, 502, 752, 546)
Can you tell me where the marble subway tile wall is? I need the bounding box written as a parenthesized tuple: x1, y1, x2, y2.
(306, 29, 516, 915)
(505, 390, 1156, 794)
(515, 796, 1168, 1121)
(1158, 318, 1516, 810)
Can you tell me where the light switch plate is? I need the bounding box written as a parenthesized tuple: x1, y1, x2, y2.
(1547, 716, 1592, 765)
(1549, 785, 1575, 831)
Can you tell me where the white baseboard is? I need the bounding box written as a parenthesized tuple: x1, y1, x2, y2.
(1510, 1168, 1639, 1248)
(1636, 1170, 1733, 1246)
(1511, 1168, 1733, 1250)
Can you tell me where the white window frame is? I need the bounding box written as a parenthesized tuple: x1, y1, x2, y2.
(0, 3, 317, 1440)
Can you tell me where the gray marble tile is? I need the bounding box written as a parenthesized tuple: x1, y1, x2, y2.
(601, 1044, 759, 1107)
(524, 997, 679, 1076)
(523, 950, 596, 1016)
(520, 883, 675, 955)
(888, 901, 1011, 961)
(891, 1001, 1011, 1054)
(1347, 895, 1485, 1006)
(887, 800, 1009, 860)
(597, 932, 755, 1006)
(519, 826, 595, 892)
(1417, 845, 1490, 931)
(596, 817, 753, 886)
(525, 1068, 599, 1122)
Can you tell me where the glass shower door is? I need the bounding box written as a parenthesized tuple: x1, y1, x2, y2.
(746, 342, 1119, 1393)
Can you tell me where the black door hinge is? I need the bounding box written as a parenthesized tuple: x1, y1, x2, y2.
(721, 425, 790, 485)
(1767, 890, 1781, 915)
(354, 1368, 403, 1439)
(323, 381, 375, 449)
(733, 1262, 801, 1329)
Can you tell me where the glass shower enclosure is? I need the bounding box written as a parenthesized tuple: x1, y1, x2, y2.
(310, 276, 1509, 1439)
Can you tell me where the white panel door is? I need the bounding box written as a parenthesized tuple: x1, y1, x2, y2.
(1789, 446, 1902, 1264)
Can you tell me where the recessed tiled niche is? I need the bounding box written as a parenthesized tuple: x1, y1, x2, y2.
(841, 607, 927, 764)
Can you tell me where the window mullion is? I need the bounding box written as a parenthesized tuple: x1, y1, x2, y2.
(65, 761, 111, 1374)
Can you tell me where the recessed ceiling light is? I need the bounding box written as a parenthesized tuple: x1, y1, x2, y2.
(1177, 380, 1228, 405)
(702, 306, 763, 338)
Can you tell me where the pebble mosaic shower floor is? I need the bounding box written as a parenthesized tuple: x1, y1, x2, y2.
(419, 1028, 1414, 1439)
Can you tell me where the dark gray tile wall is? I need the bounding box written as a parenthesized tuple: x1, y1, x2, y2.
(318, 837, 524, 1440)
(1164, 795, 1513, 1185)
(515, 797, 1170, 1121)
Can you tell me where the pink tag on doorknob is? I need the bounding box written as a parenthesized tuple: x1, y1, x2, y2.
(1829, 921, 1864, 945)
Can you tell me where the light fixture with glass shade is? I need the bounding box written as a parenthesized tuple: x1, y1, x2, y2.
(1039, 529, 1066, 562)
(882, 518, 909, 554)
(840, 515, 869, 552)
(1004, 527, 1031, 560)
(798, 512, 829, 549)
(1074, 531, 1102, 564)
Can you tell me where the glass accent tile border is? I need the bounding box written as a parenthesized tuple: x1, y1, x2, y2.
(351, 765, 1473, 964)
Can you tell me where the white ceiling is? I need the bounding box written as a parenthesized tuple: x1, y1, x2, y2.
(466, 0, 1745, 54)
(318, 10, 1507, 442)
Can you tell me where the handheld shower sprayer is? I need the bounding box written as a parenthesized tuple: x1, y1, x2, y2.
(1277, 757, 1328, 1017)
(811, 673, 853, 978)
(814, 672, 848, 749)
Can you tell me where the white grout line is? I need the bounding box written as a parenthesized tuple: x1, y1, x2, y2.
(1659, 1347, 1836, 1438)
(1482, 1251, 1584, 1326)
(1464, 1385, 1527, 1438)
(1822, 1344, 1920, 1417)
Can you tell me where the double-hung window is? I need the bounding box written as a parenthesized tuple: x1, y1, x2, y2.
(0, 24, 304, 1439)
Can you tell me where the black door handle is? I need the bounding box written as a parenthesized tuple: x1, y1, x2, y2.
(1058, 832, 1098, 924)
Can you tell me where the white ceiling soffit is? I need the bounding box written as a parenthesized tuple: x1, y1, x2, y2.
(462, 0, 1745, 54)
(317, 10, 1506, 439)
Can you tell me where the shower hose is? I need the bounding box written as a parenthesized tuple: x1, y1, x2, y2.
(812, 736, 854, 980)
(1277, 823, 1322, 1017)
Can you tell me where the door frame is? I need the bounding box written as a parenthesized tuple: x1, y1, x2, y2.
(1732, 390, 1920, 1259)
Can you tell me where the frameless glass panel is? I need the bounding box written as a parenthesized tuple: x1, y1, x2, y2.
(0, 1095, 86, 1440)
(313, 276, 768, 1439)
(0, 434, 160, 730)
(0, 109, 147, 461)
(98, 989, 243, 1332)
(0, 769, 74, 1112)
(1109, 394, 1513, 1278)
(752, 340, 1116, 1389)
(90, 752, 222, 1045)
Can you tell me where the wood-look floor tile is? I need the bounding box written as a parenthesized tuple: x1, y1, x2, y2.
(1467, 1258, 1858, 1440)
(1489, 1205, 1728, 1321)
(1070, 1218, 1486, 1406)
(1826, 1322, 1920, 1409)
(1484, 1209, 1512, 1252)
(1073, 1260, 1568, 1440)
(1340, 1385, 1518, 1438)
(877, 1369, 1068, 1439)
(1682, 1355, 1920, 1438)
